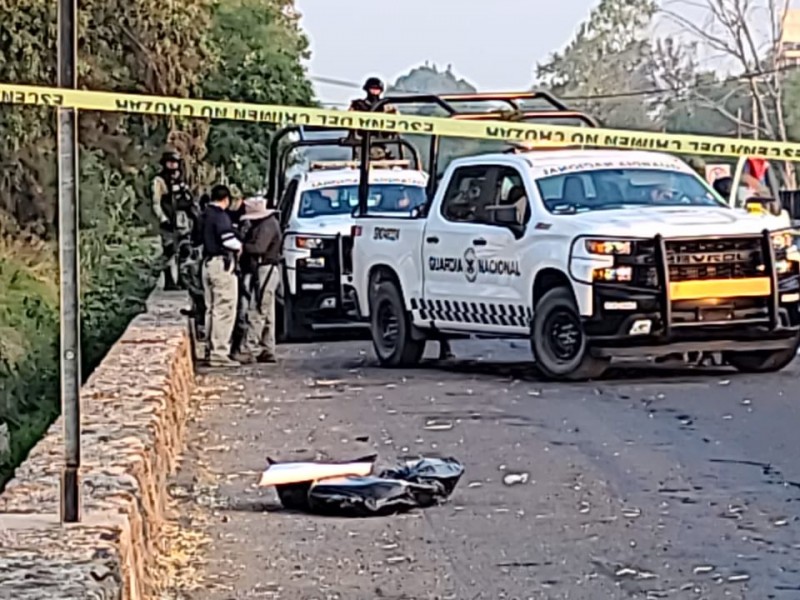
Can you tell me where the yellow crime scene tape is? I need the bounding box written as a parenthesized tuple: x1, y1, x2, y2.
(3, 83, 800, 163)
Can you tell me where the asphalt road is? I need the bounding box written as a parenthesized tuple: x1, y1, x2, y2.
(168, 338, 800, 600)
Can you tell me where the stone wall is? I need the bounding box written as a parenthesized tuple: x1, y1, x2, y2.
(0, 290, 195, 600)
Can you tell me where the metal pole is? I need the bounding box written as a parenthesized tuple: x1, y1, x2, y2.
(57, 0, 81, 524)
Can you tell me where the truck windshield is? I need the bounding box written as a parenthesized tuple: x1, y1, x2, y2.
(298, 183, 427, 218)
(535, 168, 726, 214)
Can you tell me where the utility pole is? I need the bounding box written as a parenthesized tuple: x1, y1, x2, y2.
(57, 0, 81, 524)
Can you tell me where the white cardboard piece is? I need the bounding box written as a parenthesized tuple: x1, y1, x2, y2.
(258, 460, 375, 487)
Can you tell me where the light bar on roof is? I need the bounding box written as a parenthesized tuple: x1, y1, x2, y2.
(511, 142, 584, 153)
(309, 159, 412, 171)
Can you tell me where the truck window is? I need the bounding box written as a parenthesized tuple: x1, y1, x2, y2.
(495, 166, 530, 226)
(297, 183, 427, 218)
(441, 165, 496, 224)
(535, 168, 723, 214)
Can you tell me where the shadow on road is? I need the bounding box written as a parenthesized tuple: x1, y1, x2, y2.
(391, 357, 736, 384)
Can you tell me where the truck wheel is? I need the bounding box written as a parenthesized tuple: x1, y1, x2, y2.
(277, 293, 313, 343)
(369, 280, 424, 367)
(531, 287, 609, 381)
(724, 334, 800, 373)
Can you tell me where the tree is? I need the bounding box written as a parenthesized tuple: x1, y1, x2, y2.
(535, 0, 660, 129)
(660, 0, 797, 185)
(0, 0, 219, 231)
(0, 0, 318, 488)
(202, 0, 316, 193)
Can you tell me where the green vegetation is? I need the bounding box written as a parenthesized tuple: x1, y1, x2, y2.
(0, 0, 315, 489)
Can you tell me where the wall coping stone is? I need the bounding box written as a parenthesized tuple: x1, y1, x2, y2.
(0, 289, 196, 600)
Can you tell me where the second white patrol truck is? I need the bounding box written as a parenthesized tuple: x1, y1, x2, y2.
(276, 160, 427, 339)
(351, 148, 800, 380)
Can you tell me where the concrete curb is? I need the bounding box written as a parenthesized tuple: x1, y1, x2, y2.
(0, 290, 195, 600)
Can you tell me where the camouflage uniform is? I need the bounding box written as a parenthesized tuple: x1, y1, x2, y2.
(152, 151, 196, 291)
(348, 77, 399, 160)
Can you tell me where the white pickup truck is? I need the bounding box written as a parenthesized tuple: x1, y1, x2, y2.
(351, 148, 800, 380)
(275, 160, 428, 340)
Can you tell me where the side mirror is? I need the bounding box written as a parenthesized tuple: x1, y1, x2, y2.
(486, 205, 519, 226)
(486, 205, 525, 240)
(745, 196, 782, 217)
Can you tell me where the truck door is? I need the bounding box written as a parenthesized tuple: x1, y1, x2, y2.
(276, 178, 299, 300)
(421, 164, 530, 334)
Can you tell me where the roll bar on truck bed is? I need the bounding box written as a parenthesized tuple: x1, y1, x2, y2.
(265, 125, 424, 209)
(354, 90, 599, 216)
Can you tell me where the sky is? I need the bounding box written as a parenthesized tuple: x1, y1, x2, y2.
(294, 0, 599, 106)
(294, 0, 800, 107)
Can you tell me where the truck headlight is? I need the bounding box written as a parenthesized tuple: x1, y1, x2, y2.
(593, 266, 633, 282)
(585, 239, 632, 255)
(296, 236, 324, 249)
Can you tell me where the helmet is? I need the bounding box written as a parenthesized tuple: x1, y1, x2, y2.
(160, 150, 181, 166)
(363, 77, 384, 93)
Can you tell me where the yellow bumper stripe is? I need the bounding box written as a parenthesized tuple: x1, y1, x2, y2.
(669, 277, 771, 301)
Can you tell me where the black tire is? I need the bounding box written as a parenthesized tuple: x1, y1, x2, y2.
(724, 334, 800, 373)
(278, 293, 313, 343)
(369, 279, 424, 367)
(276, 267, 313, 343)
(531, 287, 610, 381)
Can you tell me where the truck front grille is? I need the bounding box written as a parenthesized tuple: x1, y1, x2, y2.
(664, 237, 763, 282)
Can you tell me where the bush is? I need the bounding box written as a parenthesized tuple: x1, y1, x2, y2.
(0, 151, 158, 490)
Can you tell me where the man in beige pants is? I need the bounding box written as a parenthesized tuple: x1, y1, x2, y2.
(234, 196, 282, 364)
(200, 184, 242, 367)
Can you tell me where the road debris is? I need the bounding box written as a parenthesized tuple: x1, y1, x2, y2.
(619, 508, 641, 522)
(424, 418, 455, 431)
(503, 472, 529, 486)
(693, 565, 715, 574)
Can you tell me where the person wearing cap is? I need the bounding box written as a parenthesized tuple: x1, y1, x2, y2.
(201, 184, 243, 367)
(233, 196, 282, 364)
(152, 149, 196, 291)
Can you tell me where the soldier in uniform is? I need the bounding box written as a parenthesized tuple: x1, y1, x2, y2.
(348, 77, 396, 113)
(152, 150, 197, 291)
(348, 77, 398, 160)
(179, 192, 210, 340)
